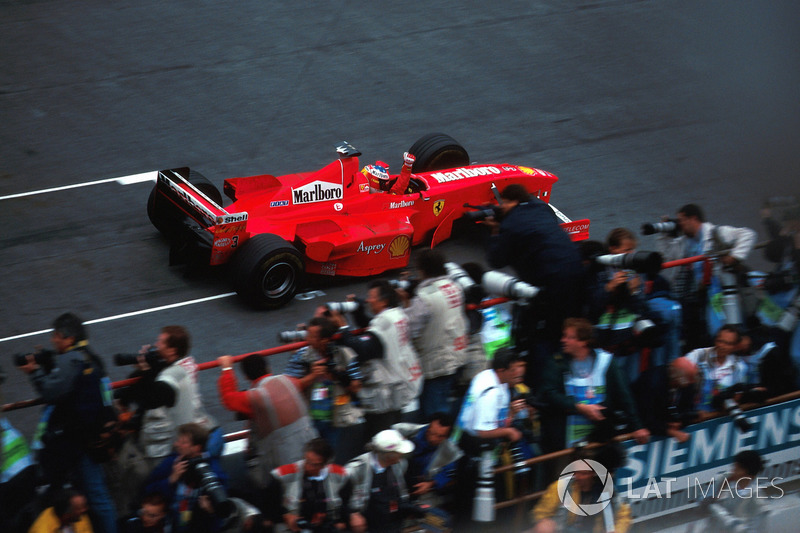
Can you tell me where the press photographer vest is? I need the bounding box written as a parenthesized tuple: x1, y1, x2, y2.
(363, 307, 423, 412)
(143, 357, 216, 459)
(413, 277, 468, 379)
(0, 418, 33, 483)
(564, 349, 612, 446)
(347, 452, 409, 512)
(271, 461, 349, 517)
(247, 374, 317, 480)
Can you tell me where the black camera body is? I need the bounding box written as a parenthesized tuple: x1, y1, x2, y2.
(462, 203, 503, 222)
(182, 456, 232, 517)
(113, 347, 165, 370)
(13, 348, 56, 374)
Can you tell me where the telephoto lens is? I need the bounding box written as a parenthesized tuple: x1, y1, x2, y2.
(593, 251, 664, 276)
(481, 270, 540, 301)
(326, 301, 361, 313)
(277, 329, 308, 343)
(640, 220, 679, 236)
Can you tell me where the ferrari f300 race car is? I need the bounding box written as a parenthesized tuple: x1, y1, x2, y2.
(147, 133, 590, 308)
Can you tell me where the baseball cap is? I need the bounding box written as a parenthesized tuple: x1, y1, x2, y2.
(371, 429, 415, 454)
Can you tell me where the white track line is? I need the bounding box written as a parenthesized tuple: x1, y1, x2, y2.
(0, 171, 157, 201)
(0, 292, 236, 343)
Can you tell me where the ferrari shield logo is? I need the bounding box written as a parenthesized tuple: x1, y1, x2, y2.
(433, 200, 445, 216)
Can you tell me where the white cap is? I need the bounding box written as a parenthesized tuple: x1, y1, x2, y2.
(371, 429, 415, 454)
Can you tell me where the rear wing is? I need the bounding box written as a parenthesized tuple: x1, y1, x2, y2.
(548, 202, 590, 241)
(156, 168, 250, 264)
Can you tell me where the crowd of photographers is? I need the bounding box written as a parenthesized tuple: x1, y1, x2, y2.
(2, 188, 800, 532)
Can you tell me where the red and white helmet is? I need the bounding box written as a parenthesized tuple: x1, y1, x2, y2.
(361, 161, 391, 190)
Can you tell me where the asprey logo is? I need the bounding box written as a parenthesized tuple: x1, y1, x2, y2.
(292, 180, 343, 205)
(557, 459, 614, 516)
(356, 241, 385, 254)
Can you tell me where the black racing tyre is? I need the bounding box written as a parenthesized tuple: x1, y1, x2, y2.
(230, 234, 304, 309)
(407, 133, 470, 173)
(147, 185, 171, 236)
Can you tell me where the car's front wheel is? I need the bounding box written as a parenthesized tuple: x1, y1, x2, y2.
(230, 234, 304, 309)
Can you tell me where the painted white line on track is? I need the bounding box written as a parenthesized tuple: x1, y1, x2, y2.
(0, 292, 236, 343)
(0, 171, 157, 201)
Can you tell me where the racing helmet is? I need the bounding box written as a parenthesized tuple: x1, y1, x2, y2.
(362, 161, 391, 191)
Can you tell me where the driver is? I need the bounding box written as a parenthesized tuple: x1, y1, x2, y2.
(362, 161, 394, 193)
(362, 152, 417, 195)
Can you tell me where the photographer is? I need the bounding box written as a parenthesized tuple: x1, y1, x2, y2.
(483, 184, 584, 378)
(455, 347, 527, 455)
(345, 429, 420, 533)
(144, 423, 229, 533)
(216, 354, 317, 491)
(282, 315, 364, 462)
(268, 437, 357, 533)
(335, 279, 423, 440)
(392, 413, 463, 510)
(397, 249, 468, 420)
(117, 326, 218, 461)
(538, 318, 650, 454)
(682, 325, 748, 413)
(0, 365, 37, 532)
(17, 312, 118, 533)
(590, 228, 674, 382)
(115, 326, 219, 516)
(632, 357, 700, 443)
(650, 203, 757, 350)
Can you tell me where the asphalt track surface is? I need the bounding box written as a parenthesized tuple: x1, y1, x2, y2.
(2, 0, 799, 497)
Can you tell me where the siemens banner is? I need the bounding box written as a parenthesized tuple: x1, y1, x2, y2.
(616, 398, 800, 520)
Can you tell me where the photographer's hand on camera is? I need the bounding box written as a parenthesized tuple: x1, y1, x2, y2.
(17, 353, 40, 375)
(483, 215, 501, 235)
(576, 403, 606, 422)
(169, 456, 189, 485)
(412, 479, 436, 497)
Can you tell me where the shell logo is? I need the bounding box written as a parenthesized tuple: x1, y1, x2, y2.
(388, 235, 411, 258)
(518, 166, 536, 175)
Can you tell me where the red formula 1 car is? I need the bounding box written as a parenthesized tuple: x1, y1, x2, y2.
(147, 133, 590, 308)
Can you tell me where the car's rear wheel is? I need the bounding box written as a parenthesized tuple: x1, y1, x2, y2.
(408, 133, 470, 173)
(231, 234, 304, 309)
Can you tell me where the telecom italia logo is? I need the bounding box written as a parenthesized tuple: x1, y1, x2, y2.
(558, 459, 614, 516)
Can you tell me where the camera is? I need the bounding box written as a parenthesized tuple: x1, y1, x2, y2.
(277, 329, 308, 343)
(481, 270, 540, 301)
(641, 219, 680, 236)
(711, 391, 752, 432)
(13, 348, 56, 374)
(462, 203, 502, 222)
(593, 251, 664, 277)
(183, 457, 233, 519)
(388, 278, 420, 296)
(113, 346, 165, 369)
